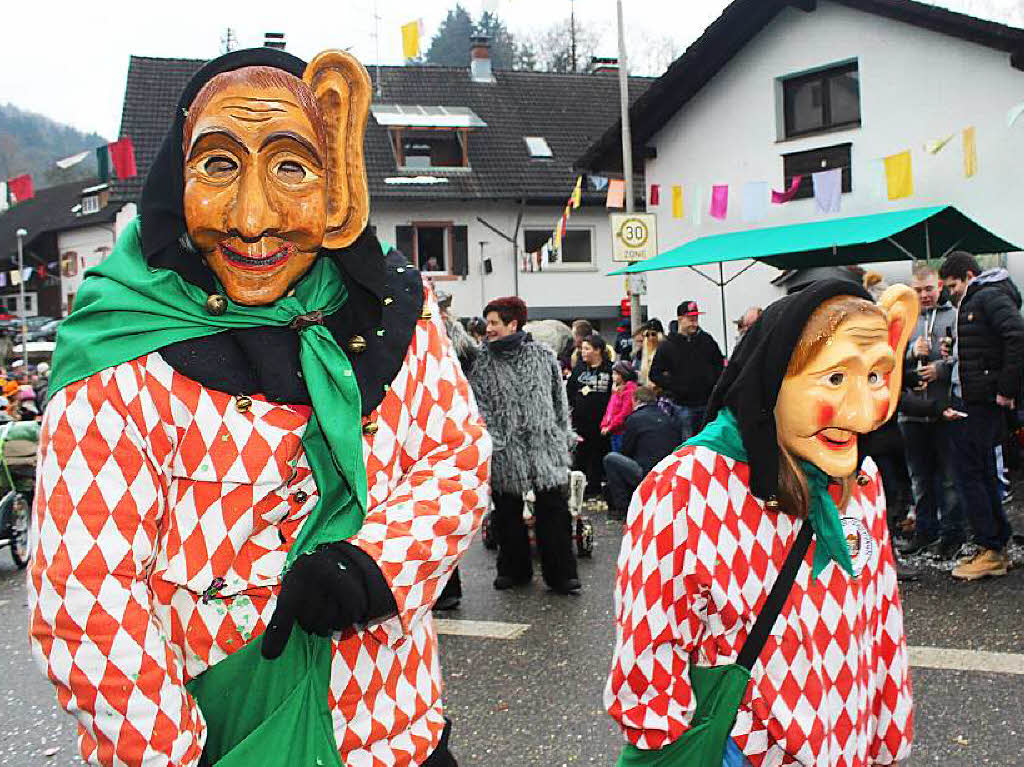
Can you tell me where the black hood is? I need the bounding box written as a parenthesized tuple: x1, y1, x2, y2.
(133, 48, 422, 411)
(704, 279, 873, 502)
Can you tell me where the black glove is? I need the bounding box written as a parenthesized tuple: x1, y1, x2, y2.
(261, 543, 370, 660)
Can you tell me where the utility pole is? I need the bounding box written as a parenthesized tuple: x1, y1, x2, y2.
(15, 228, 27, 370)
(616, 0, 642, 339)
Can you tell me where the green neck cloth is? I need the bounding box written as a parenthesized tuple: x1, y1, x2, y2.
(49, 217, 366, 559)
(686, 408, 854, 580)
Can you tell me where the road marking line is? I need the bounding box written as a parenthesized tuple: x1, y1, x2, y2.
(909, 646, 1024, 675)
(434, 618, 530, 640)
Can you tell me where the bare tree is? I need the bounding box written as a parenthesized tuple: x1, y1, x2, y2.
(521, 17, 607, 73)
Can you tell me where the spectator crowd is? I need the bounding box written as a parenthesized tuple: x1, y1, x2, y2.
(433, 246, 1023, 600)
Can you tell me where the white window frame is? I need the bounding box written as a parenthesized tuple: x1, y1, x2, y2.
(523, 225, 597, 272)
(81, 195, 100, 215)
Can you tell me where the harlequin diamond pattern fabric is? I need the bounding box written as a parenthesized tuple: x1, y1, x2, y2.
(27, 288, 491, 767)
(605, 446, 912, 767)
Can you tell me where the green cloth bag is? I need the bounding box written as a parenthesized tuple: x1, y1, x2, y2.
(47, 219, 369, 766)
(616, 665, 751, 767)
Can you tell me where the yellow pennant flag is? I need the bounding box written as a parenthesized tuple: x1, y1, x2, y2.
(671, 185, 683, 219)
(570, 176, 583, 208)
(401, 20, 421, 60)
(963, 126, 977, 178)
(883, 151, 913, 200)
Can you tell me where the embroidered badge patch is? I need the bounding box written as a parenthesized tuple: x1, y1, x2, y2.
(840, 515, 874, 573)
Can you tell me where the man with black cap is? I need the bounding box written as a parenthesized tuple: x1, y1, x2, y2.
(649, 300, 724, 441)
(28, 47, 489, 767)
(607, 280, 917, 766)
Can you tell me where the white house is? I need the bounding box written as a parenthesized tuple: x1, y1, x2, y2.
(579, 0, 1024, 352)
(116, 40, 651, 334)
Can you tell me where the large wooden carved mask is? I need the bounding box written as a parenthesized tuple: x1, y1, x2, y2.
(182, 51, 371, 305)
(774, 286, 919, 478)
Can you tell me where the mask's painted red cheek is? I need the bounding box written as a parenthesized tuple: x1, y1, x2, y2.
(876, 399, 891, 421)
(888, 319, 904, 351)
(817, 403, 835, 429)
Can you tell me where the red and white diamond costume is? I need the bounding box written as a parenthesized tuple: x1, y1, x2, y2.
(28, 292, 491, 767)
(606, 445, 913, 767)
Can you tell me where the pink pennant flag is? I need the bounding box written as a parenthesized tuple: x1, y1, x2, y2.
(606, 179, 626, 208)
(772, 176, 802, 204)
(709, 185, 728, 220)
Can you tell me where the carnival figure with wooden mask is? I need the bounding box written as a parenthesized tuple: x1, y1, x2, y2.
(29, 48, 490, 767)
(607, 280, 918, 767)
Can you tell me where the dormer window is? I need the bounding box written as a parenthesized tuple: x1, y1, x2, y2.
(79, 182, 109, 216)
(81, 195, 100, 215)
(372, 105, 485, 171)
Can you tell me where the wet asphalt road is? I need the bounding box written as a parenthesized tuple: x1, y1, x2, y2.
(2, 508, 1023, 766)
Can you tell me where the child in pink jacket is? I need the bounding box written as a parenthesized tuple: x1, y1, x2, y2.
(601, 361, 638, 452)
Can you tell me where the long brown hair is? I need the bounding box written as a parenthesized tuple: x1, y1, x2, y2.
(775, 295, 885, 518)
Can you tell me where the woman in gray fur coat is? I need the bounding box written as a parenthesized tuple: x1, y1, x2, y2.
(469, 296, 581, 594)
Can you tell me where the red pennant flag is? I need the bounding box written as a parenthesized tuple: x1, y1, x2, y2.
(772, 175, 802, 204)
(7, 174, 34, 203)
(109, 137, 138, 179)
(36, 264, 46, 279)
(649, 184, 660, 206)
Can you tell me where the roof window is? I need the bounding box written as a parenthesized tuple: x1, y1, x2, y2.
(371, 105, 487, 129)
(524, 137, 553, 159)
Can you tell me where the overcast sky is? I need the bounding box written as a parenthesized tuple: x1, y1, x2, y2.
(3, 0, 1022, 140)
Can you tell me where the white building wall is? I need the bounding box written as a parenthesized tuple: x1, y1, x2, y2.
(645, 0, 1024, 353)
(58, 225, 115, 315)
(372, 200, 631, 330)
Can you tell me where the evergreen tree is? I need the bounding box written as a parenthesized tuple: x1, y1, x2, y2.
(424, 5, 475, 67)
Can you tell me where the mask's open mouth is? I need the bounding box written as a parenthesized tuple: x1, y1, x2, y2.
(220, 242, 290, 272)
(816, 428, 855, 450)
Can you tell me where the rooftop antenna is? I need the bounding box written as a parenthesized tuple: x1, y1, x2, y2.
(373, 0, 383, 97)
(570, 0, 577, 73)
(220, 27, 238, 54)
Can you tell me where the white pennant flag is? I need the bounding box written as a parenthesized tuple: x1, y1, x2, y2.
(56, 150, 90, 169)
(1008, 101, 1024, 128)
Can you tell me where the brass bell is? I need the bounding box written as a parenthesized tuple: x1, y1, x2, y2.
(235, 395, 252, 413)
(362, 420, 379, 436)
(347, 335, 368, 354)
(856, 473, 870, 486)
(765, 496, 780, 511)
(420, 308, 432, 321)
(206, 294, 228, 316)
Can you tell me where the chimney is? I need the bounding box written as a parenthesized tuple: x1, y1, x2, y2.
(470, 35, 495, 83)
(589, 56, 619, 75)
(264, 32, 286, 50)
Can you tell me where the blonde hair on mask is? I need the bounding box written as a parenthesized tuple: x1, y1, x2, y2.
(775, 295, 883, 518)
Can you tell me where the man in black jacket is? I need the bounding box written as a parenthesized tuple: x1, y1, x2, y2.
(939, 251, 1024, 580)
(649, 300, 724, 441)
(602, 386, 681, 519)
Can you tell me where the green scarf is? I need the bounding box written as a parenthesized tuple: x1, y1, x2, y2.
(686, 408, 854, 580)
(49, 218, 367, 766)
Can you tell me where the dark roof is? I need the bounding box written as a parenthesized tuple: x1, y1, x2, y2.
(577, 0, 1024, 172)
(0, 177, 115, 262)
(114, 55, 652, 206)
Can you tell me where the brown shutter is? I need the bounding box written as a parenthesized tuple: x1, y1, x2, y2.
(452, 226, 469, 277)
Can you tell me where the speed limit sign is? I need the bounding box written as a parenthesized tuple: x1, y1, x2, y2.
(610, 213, 658, 262)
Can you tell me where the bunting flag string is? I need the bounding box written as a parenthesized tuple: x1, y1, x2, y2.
(709, 185, 729, 220)
(884, 151, 914, 200)
(649, 184, 660, 206)
(812, 169, 842, 214)
(671, 185, 683, 219)
(606, 179, 626, 208)
(963, 126, 977, 178)
(771, 176, 802, 204)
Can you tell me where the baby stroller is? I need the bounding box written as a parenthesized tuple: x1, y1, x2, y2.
(0, 420, 38, 569)
(481, 470, 594, 558)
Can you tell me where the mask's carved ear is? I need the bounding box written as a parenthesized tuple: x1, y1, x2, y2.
(877, 284, 920, 421)
(303, 51, 371, 249)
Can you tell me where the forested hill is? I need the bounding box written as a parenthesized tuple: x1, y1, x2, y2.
(0, 103, 107, 186)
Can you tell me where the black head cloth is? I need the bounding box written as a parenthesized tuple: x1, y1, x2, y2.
(703, 279, 873, 502)
(135, 48, 423, 412)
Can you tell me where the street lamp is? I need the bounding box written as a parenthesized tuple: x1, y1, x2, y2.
(15, 228, 27, 371)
